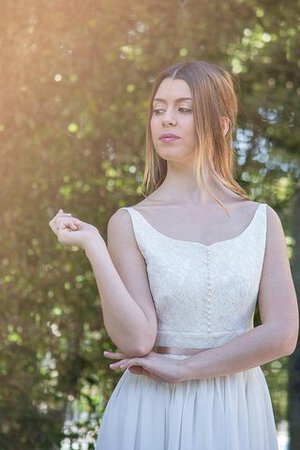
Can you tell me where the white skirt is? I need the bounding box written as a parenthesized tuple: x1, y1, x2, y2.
(95, 354, 279, 450)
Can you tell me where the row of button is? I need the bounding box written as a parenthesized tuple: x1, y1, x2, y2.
(205, 248, 212, 333)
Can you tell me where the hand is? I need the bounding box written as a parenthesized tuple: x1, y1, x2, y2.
(103, 350, 185, 384)
(49, 208, 103, 250)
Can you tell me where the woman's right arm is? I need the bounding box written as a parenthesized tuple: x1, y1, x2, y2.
(84, 209, 158, 358)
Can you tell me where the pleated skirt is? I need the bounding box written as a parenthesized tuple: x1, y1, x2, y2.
(95, 354, 278, 450)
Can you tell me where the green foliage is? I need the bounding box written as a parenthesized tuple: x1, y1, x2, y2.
(0, 0, 299, 448)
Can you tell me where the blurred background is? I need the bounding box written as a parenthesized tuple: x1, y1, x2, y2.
(0, 0, 299, 449)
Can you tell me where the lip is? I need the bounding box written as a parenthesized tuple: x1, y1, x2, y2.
(159, 133, 181, 143)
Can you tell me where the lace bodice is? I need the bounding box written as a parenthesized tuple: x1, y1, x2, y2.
(120, 204, 267, 349)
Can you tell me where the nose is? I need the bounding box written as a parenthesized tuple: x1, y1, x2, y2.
(161, 109, 177, 126)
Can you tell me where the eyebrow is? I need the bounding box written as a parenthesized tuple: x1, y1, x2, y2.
(153, 97, 192, 104)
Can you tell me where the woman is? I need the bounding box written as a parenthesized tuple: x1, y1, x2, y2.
(49, 60, 298, 450)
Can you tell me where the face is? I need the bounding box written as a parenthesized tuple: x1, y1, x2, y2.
(150, 78, 196, 165)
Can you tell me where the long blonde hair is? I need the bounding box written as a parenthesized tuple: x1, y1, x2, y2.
(141, 60, 250, 210)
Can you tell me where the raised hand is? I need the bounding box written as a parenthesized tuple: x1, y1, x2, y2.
(48, 208, 103, 250)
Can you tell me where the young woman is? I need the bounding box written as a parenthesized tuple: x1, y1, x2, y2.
(49, 61, 298, 450)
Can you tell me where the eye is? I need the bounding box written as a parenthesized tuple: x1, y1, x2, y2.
(152, 108, 165, 115)
(178, 107, 192, 113)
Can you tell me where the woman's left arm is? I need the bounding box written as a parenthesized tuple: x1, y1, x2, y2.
(182, 205, 299, 381)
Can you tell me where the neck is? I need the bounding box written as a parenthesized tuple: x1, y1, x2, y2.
(154, 161, 232, 206)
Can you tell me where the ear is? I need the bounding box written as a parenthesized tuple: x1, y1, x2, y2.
(220, 116, 230, 136)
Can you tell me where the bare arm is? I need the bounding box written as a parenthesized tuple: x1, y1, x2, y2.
(84, 209, 158, 357)
(182, 205, 299, 381)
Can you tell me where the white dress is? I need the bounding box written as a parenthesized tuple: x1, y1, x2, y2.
(95, 203, 279, 450)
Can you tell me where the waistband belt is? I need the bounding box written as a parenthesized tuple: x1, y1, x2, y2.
(153, 346, 211, 355)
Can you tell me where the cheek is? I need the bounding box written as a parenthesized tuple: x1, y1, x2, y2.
(150, 119, 154, 137)
(150, 118, 157, 134)
(186, 120, 196, 141)
(150, 121, 159, 147)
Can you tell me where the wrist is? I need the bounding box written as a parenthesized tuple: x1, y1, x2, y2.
(180, 356, 196, 382)
(84, 234, 106, 256)
(177, 357, 191, 382)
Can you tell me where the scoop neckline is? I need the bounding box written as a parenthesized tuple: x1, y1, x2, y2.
(127, 203, 265, 248)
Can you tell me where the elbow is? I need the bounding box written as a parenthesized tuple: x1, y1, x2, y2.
(122, 341, 155, 358)
(132, 347, 152, 357)
(134, 318, 158, 356)
(277, 329, 299, 357)
(265, 317, 299, 358)
(282, 336, 298, 357)
(132, 326, 158, 357)
(281, 343, 297, 358)
(117, 326, 158, 358)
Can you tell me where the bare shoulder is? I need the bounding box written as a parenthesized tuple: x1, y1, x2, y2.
(234, 199, 263, 212)
(261, 203, 289, 277)
(108, 207, 131, 224)
(264, 203, 286, 241)
(265, 203, 282, 220)
(107, 207, 136, 244)
(245, 201, 283, 226)
(236, 200, 281, 223)
(107, 205, 147, 257)
(131, 196, 166, 210)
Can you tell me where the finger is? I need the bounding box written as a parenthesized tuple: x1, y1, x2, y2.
(57, 219, 79, 230)
(57, 210, 73, 215)
(54, 212, 74, 225)
(103, 351, 127, 359)
(69, 221, 79, 229)
(109, 363, 127, 371)
(57, 225, 75, 234)
(58, 209, 71, 216)
(57, 213, 72, 218)
(57, 223, 67, 232)
(55, 217, 78, 226)
(58, 217, 80, 224)
(57, 222, 78, 232)
(49, 215, 76, 234)
(118, 358, 142, 370)
(52, 218, 63, 229)
(109, 359, 130, 369)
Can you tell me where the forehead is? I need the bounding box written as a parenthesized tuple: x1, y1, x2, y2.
(154, 78, 192, 102)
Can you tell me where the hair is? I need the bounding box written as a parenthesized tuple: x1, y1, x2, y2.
(141, 60, 251, 211)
